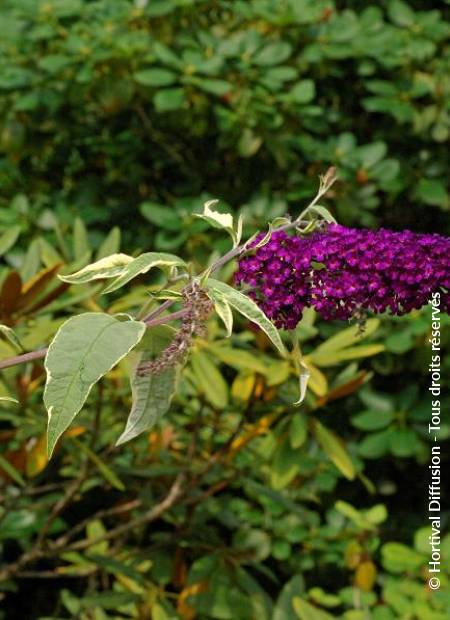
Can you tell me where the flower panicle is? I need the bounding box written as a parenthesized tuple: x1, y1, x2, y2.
(235, 224, 450, 330)
(137, 282, 214, 376)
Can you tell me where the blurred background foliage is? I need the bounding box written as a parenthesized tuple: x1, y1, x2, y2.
(0, 0, 449, 618)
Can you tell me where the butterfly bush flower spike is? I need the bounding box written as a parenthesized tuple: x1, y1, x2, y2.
(235, 225, 450, 329)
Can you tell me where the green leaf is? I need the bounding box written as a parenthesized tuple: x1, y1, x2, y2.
(0, 226, 21, 256)
(102, 252, 186, 294)
(190, 77, 232, 96)
(335, 500, 374, 530)
(273, 575, 305, 620)
(271, 438, 300, 490)
(388, 0, 415, 26)
(191, 350, 229, 409)
(357, 429, 391, 459)
(53, 0, 82, 18)
(0, 396, 19, 404)
(134, 68, 178, 87)
(288, 80, 315, 104)
(39, 237, 63, 267)
(82, 591, 141, 610)
(196, 200, 243, 247)
(140, 201, 180, 230)
(308, 589, 341, 609)
(312, 419, 355, 480)
(305, 205, 337, 224)
(154, 87, 185, 112)
(0, 453, 25, 487)
(116, 326, 178, 445)
(87, 554, 146, 586)
(207, 289, 233, 337)
(153, 42, 184, 69)
(59, 253, 133, 284)
(358, 142, 387, 169)
(152, 604, 171, 620)
(416, 178, 448, 209)
(238, 128, 263, 158)
(146, 0, 176, 17)
(207, 344, 269, 374)
(96, 227, 121, 260)
(389, 428, 419, 457)
(381, 542, 425, 573)
(364, 504, 387, 525)
(207, 279, 286, 355)
(293, 597, 335, 620)
(20, 238, 41, 281)
(73, 218, 91, 262)
(38, 54, 71, 74)
(253, 41, 292, 66)
(45, 313, 146, 456)
(351, 409, 394, 431)
(290, 413, 308, 449)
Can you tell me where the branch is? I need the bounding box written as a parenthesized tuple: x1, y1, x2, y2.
(0, 348, 47, 370)
(54, 498, 141, 548)
(0, 474, 185, 581)
(0, 169, 337, 372)
(62, 472, 186, 553)
(0, 310, 188, 371)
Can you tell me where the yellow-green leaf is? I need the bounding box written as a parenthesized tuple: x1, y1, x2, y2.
(207, 343, 269, 375)
(73, 217, 91, 262)
(231, 372, 256, 402)
(96, 227, 121, 260)
(0, 324, 24, 352)
(292, 597, 335, 620)
(102, 252, 186, 294)
(207, 279, 286, 355)
(0, 225, 21, 256)
(116, 326, 178, 446)
(355, 561, 377, 591)
(191, 350, 229, 409)
(312, 419, 355, 480)
(313, 319, 380, 353)
(196, 199, 234, 232)
(207, 289, 233, 336)
(308, 344, 385, 367)
(305, 362, 328, 397)
(59, 253, 133, 284)
(45, 313, 146, 456)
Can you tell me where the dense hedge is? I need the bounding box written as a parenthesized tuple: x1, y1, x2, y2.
(0, 0, 449, 245)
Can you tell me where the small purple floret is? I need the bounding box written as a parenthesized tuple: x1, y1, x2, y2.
(235, 225, 450, 329)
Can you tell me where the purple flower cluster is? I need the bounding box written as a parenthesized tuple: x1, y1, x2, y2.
(235, 225, 450, 329)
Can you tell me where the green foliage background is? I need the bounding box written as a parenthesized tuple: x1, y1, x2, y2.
(0, 1, 449, 619)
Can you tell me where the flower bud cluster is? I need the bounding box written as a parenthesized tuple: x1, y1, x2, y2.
(235, 225, 450, 329)
(138, 282, 214, 376)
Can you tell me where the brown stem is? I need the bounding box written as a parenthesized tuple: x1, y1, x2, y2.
(0, 310, 187, 371)
(63, 472, 186, 553)
(0, 475, 184, 581)
(142, 298, 174, 323)
(54, 499, 141, 548)
(144, 308, 187, 327)
(0, 348, 47, 370)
